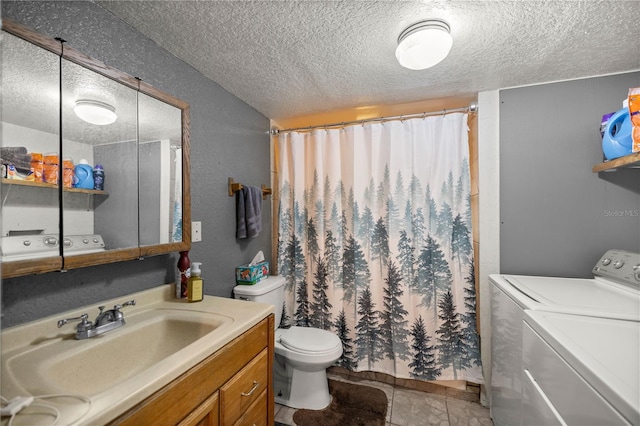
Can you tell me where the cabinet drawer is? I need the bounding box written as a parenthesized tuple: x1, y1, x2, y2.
(233, 389, 267, 426)
(220, 349, 268, 426)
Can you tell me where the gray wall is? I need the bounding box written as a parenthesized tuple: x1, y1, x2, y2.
(1, 1, 272, 328)
(500, 72, 640, 278)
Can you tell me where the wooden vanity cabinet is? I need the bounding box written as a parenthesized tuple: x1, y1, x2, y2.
(111, 315, 274, 426)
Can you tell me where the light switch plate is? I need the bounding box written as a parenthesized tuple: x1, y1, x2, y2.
(192, 221, 202, 242)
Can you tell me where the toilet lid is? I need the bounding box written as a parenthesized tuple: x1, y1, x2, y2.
(279, 326, 340, 354)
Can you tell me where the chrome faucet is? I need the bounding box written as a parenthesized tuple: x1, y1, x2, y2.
(57, 299, 136, 340)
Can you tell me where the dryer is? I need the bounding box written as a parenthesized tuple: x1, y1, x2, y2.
(523, 311, 639, 425)
(489, 249, 640, 425)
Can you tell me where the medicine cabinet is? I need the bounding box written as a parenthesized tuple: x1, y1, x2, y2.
(0, 19, 191, 278)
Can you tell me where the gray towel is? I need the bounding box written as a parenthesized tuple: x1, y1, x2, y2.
(236, 185, 262, 239)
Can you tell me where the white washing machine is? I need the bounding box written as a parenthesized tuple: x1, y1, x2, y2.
(490, 249, 640, 426)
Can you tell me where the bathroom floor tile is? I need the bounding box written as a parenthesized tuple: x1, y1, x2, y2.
(390, 387, 449, 426)
(275, 404, 297, 425)
(274, 379, 493, 426)
(445, 398, 493, 426)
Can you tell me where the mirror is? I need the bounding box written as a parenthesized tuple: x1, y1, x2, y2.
(61, 57, 139, 257)
(1, 31, 62, 275)
(138, 92, 184, 247)
(0, 20, 190, 278)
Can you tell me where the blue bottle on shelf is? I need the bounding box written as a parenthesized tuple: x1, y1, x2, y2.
(93, 164, 105, 190)
(602, 107, 633, 160)
(74, 159, 94, 189)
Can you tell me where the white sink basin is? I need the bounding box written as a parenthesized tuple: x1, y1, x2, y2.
(5, 308, 231, 396)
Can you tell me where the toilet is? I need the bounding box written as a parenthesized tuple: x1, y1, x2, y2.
(233, 275, 343, 410)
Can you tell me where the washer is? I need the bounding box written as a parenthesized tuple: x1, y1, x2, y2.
(1, 234, 105, 260)
(489, 249, 640, 426)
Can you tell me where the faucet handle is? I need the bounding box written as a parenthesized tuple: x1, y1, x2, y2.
(112, 300, 136, 320)
(57, 313, 90, 328)
(115, 299, 136, 311)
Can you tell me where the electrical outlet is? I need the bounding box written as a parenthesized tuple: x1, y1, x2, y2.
(192, 221, 202, 242)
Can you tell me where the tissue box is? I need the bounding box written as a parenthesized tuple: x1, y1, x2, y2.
(236, 261, 269, 285)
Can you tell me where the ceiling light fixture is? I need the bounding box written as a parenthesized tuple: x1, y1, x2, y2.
(74, 100, 117, 125)
(396, 19, 453, 70)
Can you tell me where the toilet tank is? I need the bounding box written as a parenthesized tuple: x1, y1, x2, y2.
(233, 275, 286, 327)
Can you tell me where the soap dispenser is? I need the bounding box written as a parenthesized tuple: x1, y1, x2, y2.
(188, 262, 204, 303)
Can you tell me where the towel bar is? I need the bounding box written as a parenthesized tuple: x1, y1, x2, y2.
(228, 177, 272, 200)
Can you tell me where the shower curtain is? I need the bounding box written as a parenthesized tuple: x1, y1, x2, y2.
(274, 113, 482, 383)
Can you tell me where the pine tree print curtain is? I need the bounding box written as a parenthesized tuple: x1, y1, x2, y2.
(275, 113, 482, 383)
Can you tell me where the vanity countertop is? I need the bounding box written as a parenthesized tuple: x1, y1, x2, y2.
(0, 284, 273, 425)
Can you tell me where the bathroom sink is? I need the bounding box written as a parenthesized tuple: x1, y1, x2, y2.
(0, 285, 274, 425)
(4, 308, 233, 396)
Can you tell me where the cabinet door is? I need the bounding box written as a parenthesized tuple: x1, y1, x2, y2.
(61, 57, 139, 260)
(178, 391, 219, 426)
(1, 31, 62, 276)
(137, 91, 184, 250)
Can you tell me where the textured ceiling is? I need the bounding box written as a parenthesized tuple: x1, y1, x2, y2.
(97, 1, 640, 121)
(3, 31, 182, 145)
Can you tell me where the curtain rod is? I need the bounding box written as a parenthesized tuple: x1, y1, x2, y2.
(270, 102, 477, 135)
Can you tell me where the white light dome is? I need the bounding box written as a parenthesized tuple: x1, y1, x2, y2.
(74, 100, 117, 125)
(396, 19, 453, 71)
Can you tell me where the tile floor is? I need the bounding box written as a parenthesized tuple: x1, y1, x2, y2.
(275, 374, 494, 426)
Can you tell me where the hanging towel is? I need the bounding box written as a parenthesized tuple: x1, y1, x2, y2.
(236, 185, 262, 239)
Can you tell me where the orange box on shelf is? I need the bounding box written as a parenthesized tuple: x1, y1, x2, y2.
(43, 152, 59, 184)
(62, 158, 75, 188)
(29, 152, 43, 182)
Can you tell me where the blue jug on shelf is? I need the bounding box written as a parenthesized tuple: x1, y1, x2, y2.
(74, 159, 94, 189)
(602, 106, 633, 160)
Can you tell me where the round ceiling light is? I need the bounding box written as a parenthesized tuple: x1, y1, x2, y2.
(74, 100, 117, 125)
(395, 19, 453, 70)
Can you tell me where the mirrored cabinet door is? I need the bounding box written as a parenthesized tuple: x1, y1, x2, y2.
(61, 57, 139, 264)
(138, 92, 183, 248)
(1, 32, 62, 277)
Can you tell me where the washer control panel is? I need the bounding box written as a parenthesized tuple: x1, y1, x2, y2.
(593, 249, 640, 285)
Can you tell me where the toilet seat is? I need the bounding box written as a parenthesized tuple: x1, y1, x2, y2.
(279, 326, 341, 355)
